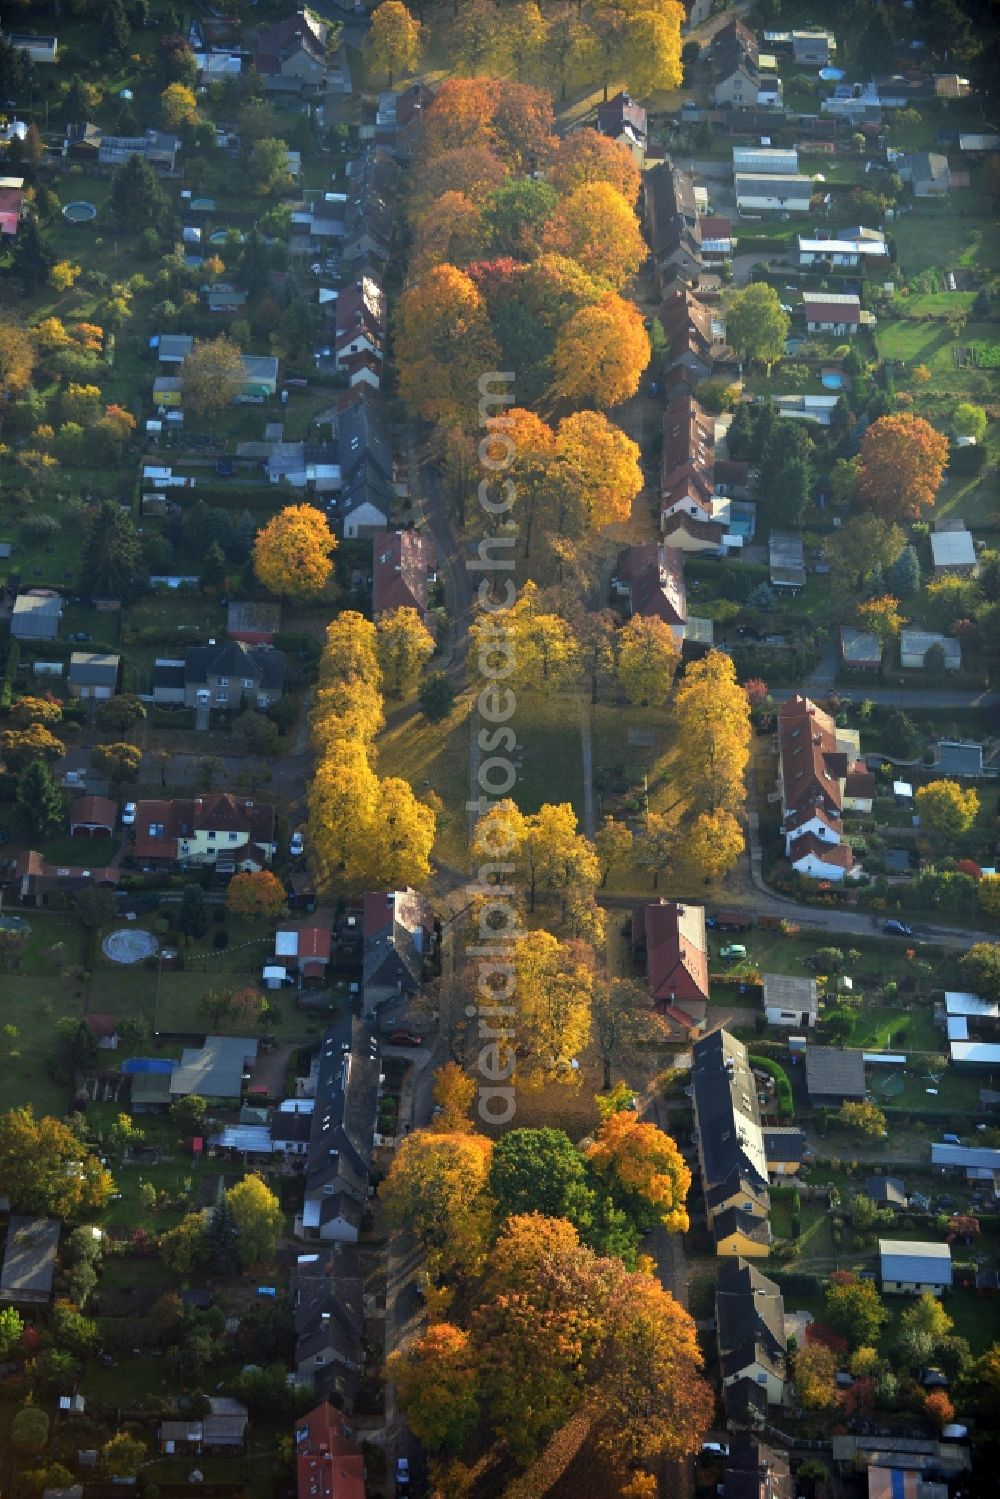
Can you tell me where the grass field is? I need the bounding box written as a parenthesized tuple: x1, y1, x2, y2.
(892, 199, 1000, 279)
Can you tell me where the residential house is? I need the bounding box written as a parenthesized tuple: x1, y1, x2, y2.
(370, 81, 433, 160)
(797, 233, 887, 267)
(294, 1401, 366, 1499)
(203, 1397, 249, 1453)
(803, 292, 861, 334)
(0, 175, 23, 236)
(901, 152, 951, 196)
(205, 286, 248, 316)
(772, 393, 841, 426)
(342, 147, 401, 265)
(700, 214, 734, 262)
(11, 590, 62, 640)
(635, 900, 709, 1033)
(363, 888, 432, 1015)
(723, 1437, 792, 1499)
(274, 921, 333, 987)
(804, 1045, 866, 1103)
(900, 629, 961, 671)
(614, 542, 687, 643)
(839, 627, 882, 673)
(227, 601, 280, 647)
(255, 9, 331, 96)
(930, 527, 977, 575)
(660, 385, 718, 533)
(99, 130, 180, 171)
(0, 1217, 60, 1305)
(843, 764, 876, 814)
(711, 19, 763, 108)
(763, 973, 818, 1029)
(84, 1013, 119, 1050)
(6, 849, 118, 905)
(868, 1176, 907, 1207)
(372, 530, 437, 623)
(691, 1030, 771, 1256)
(69, 797, 117, 838)
(159, 1422, 204, 1456)
(337, 390, 393, 485)
(155, 333, 194, 364)
(596, 92, 647, 164)
(152, 639, 285, 711)
(792, 30, 832, 64)
(763, 1127, 806, 1177)
(293, 1246, 364, 1406)
(879, 1239, 952, 1295)
(735, 173, 811, 213)
(239, 354, 280, 400)
(935, 740, 987, 778)
(340, 464, 393, 539)
(660, 287, 723, 390)
(930, 1141, 1000, 1193)
(644, 158, 701, 289)
(335, 275, 386, 382)
(300, 1021, 380, 1242)
(716, 1258, 787, 1405)
(132, 792, 277, 871)
(67, 651, 119, 700)
(777, 693, 863, 881)
(271, 1111, 313, 1156)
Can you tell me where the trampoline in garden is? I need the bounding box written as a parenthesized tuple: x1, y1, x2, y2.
(102, 928, 159, 964)
(0, 914, 30, 932)
(62, 201, 97, 223)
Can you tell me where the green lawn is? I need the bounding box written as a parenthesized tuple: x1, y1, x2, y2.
(38, 835, 121, 865)
(892, 198, 1000, 279)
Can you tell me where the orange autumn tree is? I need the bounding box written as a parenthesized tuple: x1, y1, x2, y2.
(430, 1063, 477, 1134)
(548, 128, 641, 205)
(552, 292, 650, 407)
(395, 263, 500, 424)
(857, 413, 949, 522)
(226, 870, 286, 921)
(382, 1130, 494, 1282)
(924, 1391, 956, 1429)
(410, 145, 509, 217)
(253, 504, 336, 599)
(412, 190, 485, 272)
(586, 1113, 691, 1233)
(420, 77, 498, 158)
(542, 181, 646, 290)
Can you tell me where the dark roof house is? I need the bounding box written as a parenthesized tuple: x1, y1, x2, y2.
(0, 1217, 60, 1305)
(372, 529, 437, 620)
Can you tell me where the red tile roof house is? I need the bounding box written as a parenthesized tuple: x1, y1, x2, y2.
(69, 795, 117, 838)
(802, 292, 861, 334)
(372, 529, 437, 628)
(294, 1401, 365, 1499)
(615, 542, 687, 643)
(634, 899, 710, 1035)
(777, 694, 862, 882)
(132, 793, 276, 873)
(274, 921, 333, 986)
(7, 851, 117, 905)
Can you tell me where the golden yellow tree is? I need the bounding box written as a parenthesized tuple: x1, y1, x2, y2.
(542, 182, 646, 291)
(179, 335, 245, 418)
(430, 1063, 477, 1134)
(468, 581, 580, 693)
(382, 1130, 494, 1281)
(375, 606, 436, 696)
(311, 677, 384, 755)
(365, 0, 422, 82)
(617, 616, 680, 705)
(511, 929, 593, 1082)
(668, 650, 750, 817)
(395, 263, 500, 425)
(318, 611, 381, 686)
(307, 746, 380, 887)
(551, 292, 650, 408)
(253, 504, 336, 600)
(552, 410, 642, 532)
(363, 775, 436, 888)
(679, 809, 745, 884)
(620, 4, 684, 97)
(388, 1323, 481, 1453)
(549, 128, 641, 204)
(160, 82, 198, 129)
(915, 780, 979, 842)
(586, 1113, 691, 1234)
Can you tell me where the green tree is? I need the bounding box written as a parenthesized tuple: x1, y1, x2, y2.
(110, 153, 168, 228)
(81, 501, 145, 601)
(11, 217, 55, 292)
(91, 741, 142, 787)
(488, 1128, 597, 1241)
(11, 1403, 49, 1455)
(418, 672, 456, 723)
(205, 1193, 240, 1274)
(725, 283, 790, 371)
(102, 0, 131, 53)
(15, 760, 64, 840)
(953, 402, 987, 441)
(177, 882, 208, 939)
(171, 1094, 207, 1136)
(961, 943, 1000, 1001)
(824, 1275, 889, 1349)
(0, 1306, 23, 1357)
(49, 1299, 98, 1356)
(896, 1293, 953, 1368)
(180, 335, 245, 419)
(887, 545, 921, 597)
(250, 138, 292, 196)
(51, 1017, 99, 1083)
(95, 694, 146, 737)
(101, 1431, 146, 1478)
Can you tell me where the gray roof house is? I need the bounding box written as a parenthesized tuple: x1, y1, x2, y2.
(902, 152, 951, 196)
(867, 1176, 906, 1206)
(879, 1239, 952, 1295)
(0, 1216, 60, 1304)
(763, 973, 818, 1029)
(170, 1036, 258, 1100)
(301, 1020, 381, 1243)
(152, 640, 285, 711)
(292, 1244, 364, 1408)
(11, 590, 62, 640)
(716, 1257, 787, 1406)
(900, 629, 961, 672)
(68, 651, 120, 700)
(804, 1046, 866, 1102)
(362, 888, 433, 1015)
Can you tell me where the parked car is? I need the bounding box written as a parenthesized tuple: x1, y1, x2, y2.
(387, 1029, 423, 1047)
(122, 802, 137, 826)
(396, 1457, 410, 1493)
(883, 919, 912, 936)
(701, 1442, 730, 1457)
(289, 831, 304, 857)
(720, 944, 747, 960)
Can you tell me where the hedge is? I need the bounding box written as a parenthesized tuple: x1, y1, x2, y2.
(0, 639, 20, 708)
(749, 1053, 794, 1117)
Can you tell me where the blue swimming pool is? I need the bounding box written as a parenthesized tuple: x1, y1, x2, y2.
(821, 372, 845, 389)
